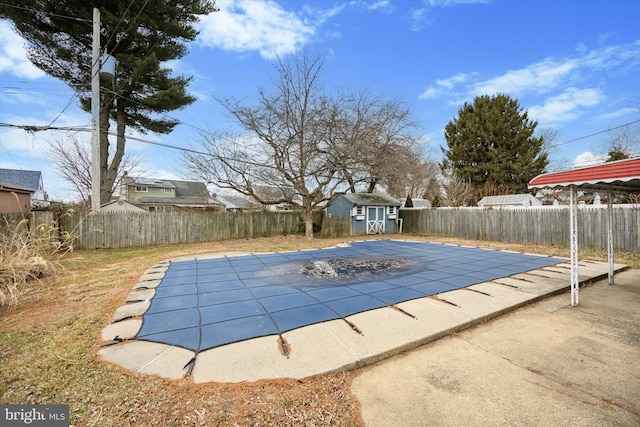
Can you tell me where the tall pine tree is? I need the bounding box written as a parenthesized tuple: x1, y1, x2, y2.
(441, 94, 548, 200)
(1, 1, 216, 204)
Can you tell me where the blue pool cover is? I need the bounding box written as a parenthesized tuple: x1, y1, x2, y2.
(135, 240, 563, 358)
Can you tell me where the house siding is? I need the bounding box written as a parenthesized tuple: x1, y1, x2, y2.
(127, 185, 175, 202)
(0, 189, 31, 213)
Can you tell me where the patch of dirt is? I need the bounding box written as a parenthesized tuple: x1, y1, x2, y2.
(72, 374, 364, 426)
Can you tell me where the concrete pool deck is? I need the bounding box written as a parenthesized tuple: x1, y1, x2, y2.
(98, 244, 629, 384)
(352, 267, 640, 426)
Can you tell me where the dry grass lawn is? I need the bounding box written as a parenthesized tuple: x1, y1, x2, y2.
(1, 234, 637, 426)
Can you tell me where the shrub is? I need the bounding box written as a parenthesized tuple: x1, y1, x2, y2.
(0, 213, 74, 309)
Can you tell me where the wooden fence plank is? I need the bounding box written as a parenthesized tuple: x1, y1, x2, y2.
(59, 211, 302, 249)
(399, 206, 638, 252)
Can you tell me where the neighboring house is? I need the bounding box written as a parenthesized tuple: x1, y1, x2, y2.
(120, 176, 224, 212)
(400, 197, 432, 209)
(477, 193, 541, 208)
(216, 194, 261, 212)
(0, 168, 49, 208)
(326, 193, 402, 235)
(100, 199, 147, 213)
(0, 182, 33, 213)
(251, 184, 302, 211)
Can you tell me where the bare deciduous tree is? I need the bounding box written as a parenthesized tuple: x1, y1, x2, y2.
(184, 52, 430, 237)
(48, 135, 141, 207)
(600, 124, 639, 160)
(440, 171, 476, 207)
(185, 52, 339, 238)
(328, 90, 426, 194)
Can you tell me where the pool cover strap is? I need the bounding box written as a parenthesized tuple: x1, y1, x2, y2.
(129, 240, 564, 372)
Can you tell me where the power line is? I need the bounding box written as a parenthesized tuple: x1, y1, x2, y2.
(547, 118, 640, 149)
(0, 2, 92, 24)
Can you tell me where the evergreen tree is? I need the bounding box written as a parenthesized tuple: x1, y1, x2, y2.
(441, 94, 548, 200)
(405, 194, 414, 208)
(606, 151, 629, 162)
(1, 0, 216, 204)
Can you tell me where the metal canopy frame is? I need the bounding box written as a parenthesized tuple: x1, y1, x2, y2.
(528, 157, 640, 306)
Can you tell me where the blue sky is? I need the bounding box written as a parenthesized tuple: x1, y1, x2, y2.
(1, 0, 639, 201)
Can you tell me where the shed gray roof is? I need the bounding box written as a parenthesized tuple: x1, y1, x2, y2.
(339, 193, 401, 206)
(0, 169, 42, 192)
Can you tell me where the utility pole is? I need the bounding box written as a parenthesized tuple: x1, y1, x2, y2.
(91, 7, 101, 211)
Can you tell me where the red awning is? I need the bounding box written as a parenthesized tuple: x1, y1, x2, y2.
(528, 157, 640, 193)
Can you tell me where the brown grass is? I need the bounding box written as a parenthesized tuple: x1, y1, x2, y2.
(0, 215, 74, 309)
(0, 234, 637, 426)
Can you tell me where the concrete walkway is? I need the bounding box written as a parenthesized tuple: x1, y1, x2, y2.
(351, 267, 640, 427)
(99, 248, 628, 384)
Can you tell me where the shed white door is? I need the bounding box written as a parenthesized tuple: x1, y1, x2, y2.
(366, 207, 385, 234)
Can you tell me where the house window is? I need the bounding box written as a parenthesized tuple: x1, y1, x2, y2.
(148, 206, 170, 213)
(135, 186, 148, 192)
(387, 206, 396, 215)
(162, 188, 174, 193)
(354, 206, 364, 216)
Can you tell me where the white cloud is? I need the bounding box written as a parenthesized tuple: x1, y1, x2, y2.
(0, 20, 45, 79)
(528, 87, 603, 124)
(436, 73, 472, 89)
(419, 86, 439, 100)
(420, 73, 474, 99)
(408, 8, 431, 31)
(424, 40, 640, 104)
(581, 40, 640, 71)
(427, 0, 491, 5)
(597, 107, 639, 121)
(368, 0, 392, 11)
(472, 59, 578, 97)
(197, 0, 315, 59)
(573, 152, 606, 168)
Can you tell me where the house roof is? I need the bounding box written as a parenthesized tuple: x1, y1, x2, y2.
(339, 193, 401, 206)
(478, 194, 539, 206)
(124, 177, 213, 198)
(170, 180, 209, 198)
(217, 195, 261, 210)
(136, 196, 222, 207)
(401, 198, 432, 208)
(124, 176, 176, 189)
(528, 157, 640, 193)
(0, 182, 34, 194)
(0, 169, 42, 192)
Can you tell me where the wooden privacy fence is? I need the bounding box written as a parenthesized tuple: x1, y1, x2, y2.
(320, 217, 351, 238)
(1, 211, 55, 232)
(400, 206, 639, 252)
(59, 210, 303, 249)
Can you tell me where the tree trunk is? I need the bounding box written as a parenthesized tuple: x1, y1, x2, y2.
(98, 95, 111, 205)
(102, 102, 126, 204)
(302, 195, 314, 239)
(304, 211, 314, 239)
(366, 179, 378, 193)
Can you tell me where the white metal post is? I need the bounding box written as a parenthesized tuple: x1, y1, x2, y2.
(91, 8, 101, 212)
(570, 185, 579, 306)
(607, 187, 614, 285)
